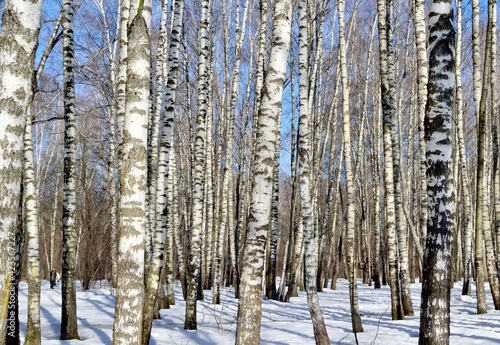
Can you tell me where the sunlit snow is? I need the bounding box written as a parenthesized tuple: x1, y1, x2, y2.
(14, 279, 500, 344)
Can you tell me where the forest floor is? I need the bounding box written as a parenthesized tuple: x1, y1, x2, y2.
(16, 277, 500, 344)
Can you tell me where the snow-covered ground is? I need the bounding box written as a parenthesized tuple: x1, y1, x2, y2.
(17, 279, 500, 344)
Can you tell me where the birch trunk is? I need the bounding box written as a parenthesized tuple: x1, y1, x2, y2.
(418, 0, 455, 342)
(339, 0, 363, 331)
(226, 0, 248, 293)
(142, 0, 185, 338)
(165, 149, 177, 305)
(203, 54, 215, 290)
(476, 5, 500, 310)
(373, 104, 382, 289)
(24, 106, 41, 345)
(376, 0, 404, 321)
(112, 0, 152, 343)
(386, 0, 413, 316)
(235, 0, 292, 341)
(266, 109, 281, 301)
(413, 0, 428, 246)
(146, 0, 169, 263)
(455, 0, 473, 297)
(0, 0, 43, 336)
(6, 184, 23, 345)
(113, 0, 131, 287)
(471, 0, 481, 118)
(297, 0, 330, 341)
(184, 0, 210, 328)
(491, 0, 500, 266)
(470, 0, 488, 310)
(60, 0, 80, 339)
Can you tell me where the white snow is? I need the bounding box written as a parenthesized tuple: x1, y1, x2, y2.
(15, 279, 500, 344)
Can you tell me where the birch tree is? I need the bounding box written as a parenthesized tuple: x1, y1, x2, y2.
(418, 0, 455, 342)
(470, 0, 487, 316)
(0, 0, 43, 336)
(413, 0, 428, 249)
(297, 0, 330, 341)
(491, 0, 500, 266)
(24, 106, 41, 345)
(474, 0, 500, 311)
(112, 0, 152, 343)
(387, 0, 413, 316)
(454, 0, 473, 297)
(235, 0, 292, 341)
(184, 0, 210, 329)
(113, 0, 130, 287)
(376, 0, 404, 320)
(338, 0, 363, 332)
(142, 0, 185, 338)
(60, 0, 80, 339)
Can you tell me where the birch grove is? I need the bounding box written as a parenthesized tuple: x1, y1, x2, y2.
(1, 0, 500, 343)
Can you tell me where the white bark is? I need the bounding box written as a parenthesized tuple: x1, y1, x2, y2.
(60, 0, 80, 339)
(112, 0, 152, 343)
(339, 0, 364, 332)
(184, 0, 210, 329)
(0, 0, 43, 335)
(24, 106, 41, 345)
(235, 0, 292, 341)
(376, 0, 404, 321)
(297, 0, 330, 341)
(418, 0, 455, 342)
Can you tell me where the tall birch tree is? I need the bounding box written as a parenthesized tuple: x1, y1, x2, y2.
(474, 1, 499, 311)
(454, 0, 473, 297)
(235, 0, 292, 341)
(376, 0, 404, 320)
(418, 0, 455, 342)
(413, 0, 428, 249)
(112, 0, 152, 343)
(0, 0, 43, 336)
(60, 0, 80, 339)
(24, 107, 41, 345)
(297, 0, 330, 342)
(112, 0, 131, 287)
(184, 0, 210, 329)
(338, 0, 363, 332)
(142, 0, 185, 338)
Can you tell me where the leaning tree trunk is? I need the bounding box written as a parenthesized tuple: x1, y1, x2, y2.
(61, 0, 80, 339)
(112, 0, 152, 344)
(142, 0, 185, 339)
(297, 0, 330, 341)
(145, 0, 169, 266)
(235, 0, 292, 342)
(418, 1, 455, 343)
(0, 0, 43, 338)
